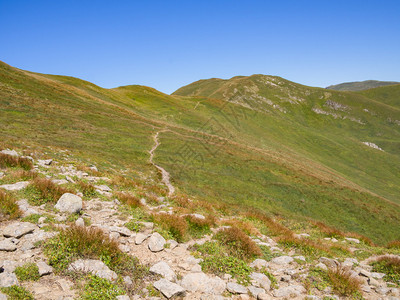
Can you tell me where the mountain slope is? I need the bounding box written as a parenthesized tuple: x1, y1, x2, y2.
(326, 80, 399, 91)
(1, 61, 400, 243)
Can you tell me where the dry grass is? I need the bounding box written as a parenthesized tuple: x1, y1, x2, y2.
(244, 210, 294, 237)
(371, 255, 400, 284)
(327, 266, 362, 297)
(0, 153, 33, 170)
(115, 192, 142, 208)
(111, 175, 140, 189)
(30, 177, 73, 203)
(154, 213, 188, 242)
(172, 194, 193, 208)
(0, 190, 21, 219)
(222, 219, 259, 236)
(387, 240, 400, 249)
(215, 226, 261, 259)
(78, 181, 97, 197)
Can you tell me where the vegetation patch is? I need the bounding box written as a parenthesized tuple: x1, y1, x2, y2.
(14, 262, 40, 281)
(25, 177, 73, 205)
(79, 275, 125, 300)
(371, 256, 400, 286)
(154, 213, 188, 242)
(124, 219, 144, 232)
(0, 190, 21, 219)
(0, 153, 33, 170)
(116, 192, 142, 208)
(186, 214, 215, 238)
(0, 285, 34, 300)
(78, 181, 97, 198)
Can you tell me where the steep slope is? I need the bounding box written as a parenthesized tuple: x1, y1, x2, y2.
(326, 80, 399, 91)
(1, 61, 400, 243)
(358, 84, 400, 109)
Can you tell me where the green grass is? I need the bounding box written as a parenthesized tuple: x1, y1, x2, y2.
(14, 263, 40, 281)
(79, 275, 125, 300)
(1, 60, 399, 244)
(1, 286, 34, 300)
(371, 256, 400, 286)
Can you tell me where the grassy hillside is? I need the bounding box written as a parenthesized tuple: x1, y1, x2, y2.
(326, 80, 399, 91)
(1, 61, 400, 244)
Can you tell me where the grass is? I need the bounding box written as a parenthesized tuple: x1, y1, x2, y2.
(154, 213, 188, 242)
(14, 263, 40, 281)
(371, 255, 400, 286)
(0, 153, 33, 170)
(79, 275, 125, 300)
(25, 177, 73, 205)
(186, 214, 215, 238)
(78, 180, 97, 198)
(0, 286, 34, 300)
(115, 192, 142, 208)
(124, 219, 144, 232)
(387, 241, 400, 250)
(0, 190, 21, 219)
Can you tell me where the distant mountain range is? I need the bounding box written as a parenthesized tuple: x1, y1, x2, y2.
(326, 80, 399, 91)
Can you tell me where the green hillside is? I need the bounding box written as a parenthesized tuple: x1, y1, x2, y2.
(1, 61, 400, 244)
(326, 80, 399, 91)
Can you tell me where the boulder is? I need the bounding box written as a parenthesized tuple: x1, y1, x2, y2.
(150, 261, 176, 281)
(0, 239, 17, 251)
(248, 286, 265, 298)
(3, 222, 36, 238)
(148, 232, 166, 252)
(0, 272, 18, 288)
(180, 272, 226, 294)
(37, 261, 53, 276)
(135, 233, 150, 245)
(153, 278, 185, 299)
(271, 255, 294, 265)
(250, 272, 271, 290)
(68, 259, 117, 281)
(227, 282, 247, 294)
(55, 193, 82, 214)
(0, 181, 29, 191)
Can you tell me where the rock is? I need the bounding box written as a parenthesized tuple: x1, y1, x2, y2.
(52, 179, 69, 185)
(167, 240, 178, 250)
(319, 257, 339, 269)
(359, 269, 371, 277)
(271, 255, 294, 265)
(0, 272, 18, 287)
(135, 233, 150, 245)
(376, 287, 390, 295)
(123, 276, 133, 285)
(38, 159, 53, 166)
(345, 237, 360, 244)
(190, 213, 205, 220)
(248, 286, 265, 298)
(75, 218, 85, 227)
(153, 278, 185, 299)
(294, 255, 306, 262)
(55, 193, 82, 214)
(110, 232, 120, 240)
(371, 272, 386, 279)
(37, 261, 53, 276)
(148, 232, 166, 252)
(180, 272, 226, 294)
(1, 149, 18, 156)
(250, 272, 271, 290)
(0, 292, 7, 300)
(257, 292, 270, 300)
(95, 185, 112, 192)
(342, 258, 358, 267)
(250, 259, 268, 269)
(150, 261, 176, 281)
(0, 260, 18, 273)
(191, 264, 202, 272)
(305, 296, 320, 300)
(368, 277, 381, 287)
(227, 282, 247, 294)
(20, 240, 35, 251)
(280, 275, 291, 282)
(116, 296, 130, 300)
(3, 222, 36, 238)
(109, 226, 131, 237)
(0, 181, 29, 191)
(0, 239, 17, 251)
(273, 285, 306, 298)
(89, 165, 98, 172)
(68, 259, 117, 281)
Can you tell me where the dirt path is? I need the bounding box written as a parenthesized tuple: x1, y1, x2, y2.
(149, 130, 175, 197)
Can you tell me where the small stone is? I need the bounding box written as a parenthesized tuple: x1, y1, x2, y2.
(150, 261, 176, 281)
(0, 239, 17, 251)
(95, 185, 112, 192)
(0, 272, 18, 287)
(257, 292, 270, 300)
(371, 272, 386, 279)
(345, 237, 360, 244)
(116, 296, 130, 300)
(248, 286, 265, 298)
(55, 193, 82, 214)
(37, 261, 53, 276)
(110, 232, 120, 240)
(273, 285, 306, 298)
(3, 222, 37, 238)
(180, 272, 226, 294)
(38, 217, 46, 224)
(250, 259, 268, 269)
(294, 255, 306, 262)
(1, 149, 18, 156)
(123, 276, 133, 285)
(68, 259, 117, 281)
(227, 282, 247, 294)
(250, 272, 271, 290)
(359, 269, 371, 277)
(75, 218, 85, 227)
(271, 255, 294, 265)
(148, 232, 166, 252)
(153, 278, 185, 299)
(368, 277, 380, 287)
(109, 226, 131, 237)
(0, 292, 7, 300)
(0, 181, 29, 191)
(376, 287, 390, 295)
(319, 257, 339, 269)
(135, 233, 150, 245)
(167, 240, 178, 249)
(38, 159, 53, 166)
(191, 264, 202, 272)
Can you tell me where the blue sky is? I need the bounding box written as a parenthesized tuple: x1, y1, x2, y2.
(1, 0, 399, 93)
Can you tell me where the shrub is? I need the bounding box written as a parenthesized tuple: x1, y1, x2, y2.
(14, 263, 40, 281)
(186, 214, 216, 238)
(371, 255, 400, 284)
(0, 285, 34, 300)
(0, 190, 21, 219)
(222, 219, 259, 236)
(387, 240, 400, 250)
(0, 153, 33, 170)
(326, 266, 362, 297)
(215, 226, 261, 260)
(154, 213, 188, 242)
(27, 177, 73, 205)
(124, 220, 144, 232)
(116, 192, 142, 208)
(80, 275, 124, 300)
(78, 181, 97, 197)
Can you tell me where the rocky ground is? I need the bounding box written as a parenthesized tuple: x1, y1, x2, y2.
(0, 148, 399, 300)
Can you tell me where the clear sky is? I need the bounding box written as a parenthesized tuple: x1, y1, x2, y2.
(1, 0, 399, 94)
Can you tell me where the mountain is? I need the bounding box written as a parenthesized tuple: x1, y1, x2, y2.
(326, 80, 399, 91)
(1, 61, 400, 244)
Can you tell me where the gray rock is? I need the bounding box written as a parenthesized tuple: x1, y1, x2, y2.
(359, 269, 371, 277)
(0, 292, 7, 300)
(371, 272, 386, 279)
(148, 232, 166, 252)
(68, 259, 117, 281)
(273, 285, 306, 297)
(180, 272, 226, 294)
(75, 218, 85, 227)
(0, 272, 18, 287)
(0, 260, 18, 273)
(153, 278, 185, 299)
(345, 237, 360, 244)
(248, 286, 265, 298)
(250, 272, 271, 290)
(116, 296, 130, 300)
(227, 282, 247, 294)
(368, 277, 380, 287)
(20, 240, 35, 251)
(95, 185, 112, 192)
(109, 226, 131, 237)
(135, 233, 150, 245)
(249, 259, 268, 269)
(376, 287, 390, 295)
(0, 181, 29, 191)
(294, 255, 306, 262)
(0, 239, 17, 251)
(167, 239, 178, 250)
(1, 149, 18, 156)
(3, 222, 36, 238)
(123, 276, 133, 285)
(305, 296, 320, 300)
(319, 257, 339, 269)
(190, 213, 205, 220)
(257, 293, 270, 300)
(150, 261, 176, 281)
(55, 193, 82, 214)
(38, 159, 53, 166)
(271, 255, 294, 265)
(37, 261, 53, 276)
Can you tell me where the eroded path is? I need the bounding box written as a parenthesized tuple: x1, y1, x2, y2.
(149, 130, 175, 197)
